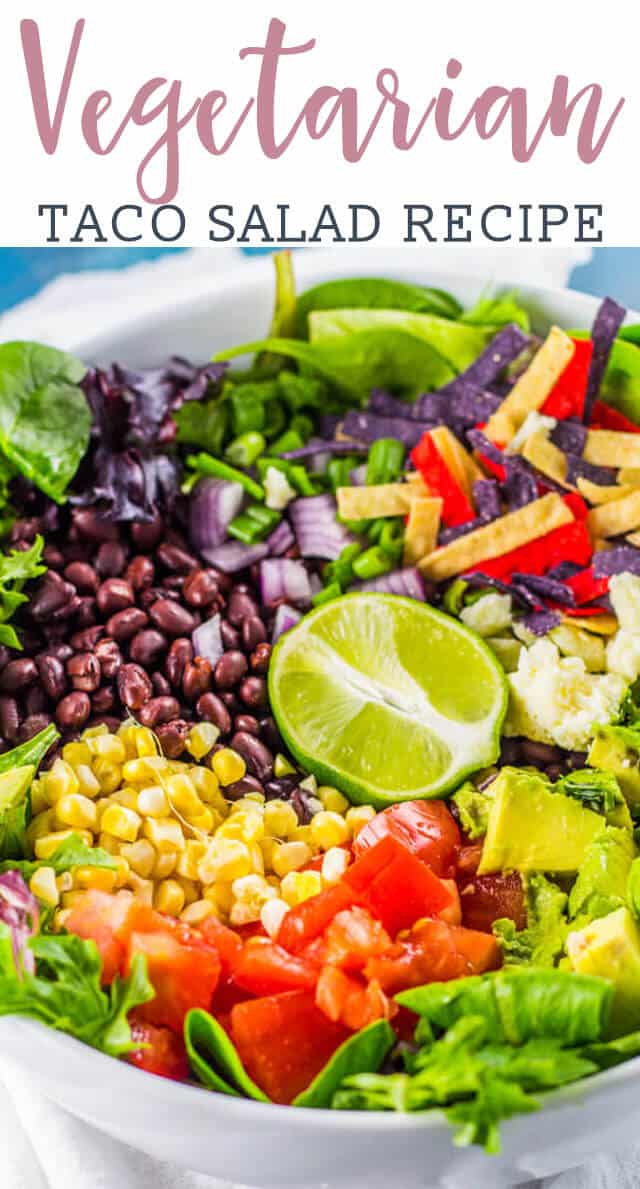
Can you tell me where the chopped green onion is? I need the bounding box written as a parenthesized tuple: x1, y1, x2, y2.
(312, 582, 342, 607)
(271, 429, 305, 455)
(324, 542, 361, 589)
(443, 578, 468, 616)
(263, 398, 287, 441)
(186, 453, 264, 501)
(225, 432, 266, 468)
(289, 414, 313, 442)
(366, 438, 405, 486)
(378, 519, 404, 563)
(230, 388, 266, 435)
(327, 457, 357, 492)
(352, 547, 393, 581)
(227, 503, 281, 544)
(287, 464, 317, 496)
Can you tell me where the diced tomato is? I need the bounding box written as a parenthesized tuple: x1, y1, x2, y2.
(353, 801, 460, 878)
(364, 918, 499, 995)
(410, 433, 475, 527)
(541, 338, 593, 420)
(469, 519, 592, 581)
(456, 842, 484, 876)
(126, 928, 220, 1034)
(315, 966, 393, 1031)
(438, 879, 462, 925)
(393, 1005, 419, 1045)
(230, 991, 349, 1104)
(233, 937, 318, 996)
(127, 1016, 190, 1082)
(449, 924, 501, 973)
(323, 907, 392, 972)
(590, 400, 640, 433)
(344, 835, 453, 936)
(63, 890, 135, 983)
(565, 567, 609, 606)
(199, 915, 243, 979)
(458, 872, 526, 933)
(276, 882, 356, 954)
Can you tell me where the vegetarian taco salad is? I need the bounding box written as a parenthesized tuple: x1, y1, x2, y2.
(5, 257, 640, 1153)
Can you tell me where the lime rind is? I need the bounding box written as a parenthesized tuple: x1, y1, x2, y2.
(269, 593, 508, 807)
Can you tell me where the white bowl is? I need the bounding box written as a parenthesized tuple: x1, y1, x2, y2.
(2, 250, 639, 1189)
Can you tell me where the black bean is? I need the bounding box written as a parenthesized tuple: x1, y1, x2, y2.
(214, 651, 248, 690)
(130, 630, 167, 667)
(106, 607, 149, 642)
(519, 739, 564, 766)
(36, 654, 67, 701)
(45, 643, 73, 663)
(224, 776, 264, 801)
(30, 574, 75, 621)
(67, 652, 101, 693)
(182, 658, 212, 701)
(9, 517, 41, 543)
(130, 512, 164, 551)
(220, 621, 240, 650)
(25, 686, 48, 716)
(96, 541, 127, 578)
(19, 714, 52, 743)
(238, 676, 268, 710)
(196, 692, 231, 735)
(94, 638, 123, 679)
(117, 663, 153, 711)
(0, 659, 38, 693)
(259, 715, 283, 753)
(71, 625, 104, 651)
(63, 562, 99, 593)
(249, 643, 271, 675)
(545, 764, 564, 783)
(227, 590, 259, 626)
(234, 714, 260, 736)
(499, 737, 522, 766)
(43, 546, 65, 570)
(152, 672, 172, 697)
(72, 508, 119, 542)
(230, 731, 273, 781)
(149, 599, 197, 636)
(138, 696, 182, 728)
(74, 597, 97, 628)
(92, 686, 115, 714)
(96, 578, 135, 616)
(264, 776, 300, 800)
(242, 617, 267, 652)
(155, 718, 189, 758)
(157, 543, 198, 573)
(0, 696, 20, 741)
(56, 691, 91, 729)
(0, 646, 10, 671)
(165, 638, 193, 687)
(183, 570, 220, 607)
(126, 555, 155, 591)
(567, 750, 588, 770)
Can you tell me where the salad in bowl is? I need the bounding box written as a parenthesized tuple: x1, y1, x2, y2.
(2, 255, 640, 1161)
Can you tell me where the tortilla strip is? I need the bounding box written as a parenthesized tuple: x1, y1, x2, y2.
(626, 531, 640, 548)
(563, 614, 618, 636)
(583, 431, 640, 469)
(419, 493, 573, 582)
(406, 472, 432, 498)
(619, 467, 640, 485)
(577, 478, 638, 505)
(336, 484, 413, 519)
(403, 497, 443, 566)
(522, 432, 573, 489)
(429, 426, 483, 497)
(484, 327, 575, 444)
(587, 489, 640, 538)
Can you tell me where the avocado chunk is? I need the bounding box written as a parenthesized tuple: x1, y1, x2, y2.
(588, 728, 640, 809)
(569, 827, 636, 924)
(478, 767, 604, 875)
(567, 907, 640, 1036)
(0, 765, 34, 812)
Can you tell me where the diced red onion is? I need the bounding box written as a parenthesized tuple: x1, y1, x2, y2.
(192, 613, 223, 666)
(202, 540, 269, 573)
(290, 495, 358, 561)
(272, 603, 303, 641)
(353, 567, 427, 600)
(349, 464, 368, 486)
(261, 559, 312, 607)
(267, 519, 295, 557)
(189, 478, 245, 552)
(0, 872, 39, 977)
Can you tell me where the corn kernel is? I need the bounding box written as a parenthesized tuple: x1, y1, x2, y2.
(120, 839, 156, 878)
(112, 856, 130, 887)
(317, 786, 350, 815)
(29, 866, 59, 907)
(203, 881, 233, 914)
(271, 841, 312, 878)
(144, 817, 185, 853)
(26, 810, 56, 847)
(175, 876, 199, 906)
(30, 779, 49, 816)
(259, 836, 278, 871)
(133, 727, 159, 757)
(101, 804, 141, 843)
(97, 830, 120, 855)
(54, 908, 72, 930)
(177, 840, 207, 881)
(82, 723, 109, 739)
(166, 773, 203, 818)
(260, 897, 289, 938)
(152, 850, 178, 879)
(232, 792, 265, 808)
(127, 872, 154, 905)
(87, 734, 126, 763)
(35, 829, 92, 860)
(310, 811, 350, 851)
(108, 787, 140, 812)
(280, 870, 323, 907)
(321, 846, 350, 885)
(345, 805, 376, 837)
(217, 809, 264, 845)
(198, 838, 253, 883)
(92, 759, 123, 795)
(62, 741, 92, 767)
(74, 764, 102, 799)
(122, 757, 165, 784)
(74, 865, 118, 892)
(56, 872, 73, 893)
(190, 766, 224, 807)
(186, 722, 219, 760)
(212, 748, 246, 786)
(54, 793, 98, 832)
(181, 899, 216, 924)
(45, 760, 80, 803)
(61, 890, 89, 910)
(188, 808, 217, 834)
(230, 874, 277, 925)
(248, 843, 265, 875)
(154, 878, 185, 917)
(263, 800, 299, 839)
(290, 825, 312, 846)
(137, 785, 170, 817)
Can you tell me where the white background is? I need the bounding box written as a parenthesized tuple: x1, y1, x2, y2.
(0, 0, 638, 246)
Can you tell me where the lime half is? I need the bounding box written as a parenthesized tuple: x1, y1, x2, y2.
(269, 593, 508, 806)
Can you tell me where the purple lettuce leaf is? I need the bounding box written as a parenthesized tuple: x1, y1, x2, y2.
(0, 871, 39, 977)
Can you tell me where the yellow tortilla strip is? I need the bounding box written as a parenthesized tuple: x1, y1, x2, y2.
(562, 614, 618, 636)
(419, 493, 573, 582)
(522, 432, 572, 488)
(484, 327, 575, 444)
(577, 478, 638, 505)
(587, 489, 640, 538)
(429, 426, 483, 498)
(583, 431, 640, 469)
(627, 531, 640, 547)
(619, 467, 640, 485)
(406, 472, 431, 498)
(336, 484, 413, 520)
(403, 497, 442, 566)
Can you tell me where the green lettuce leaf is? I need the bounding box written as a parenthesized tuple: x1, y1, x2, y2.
(0, 833, 117, 881)
(460, 292, 530, 332)
(494, 874, 568, 968)
(294, 278, 462, 337)
(451, 781, 493, 841)
(0, 725, 59, 860)
(0, 536, 47, 651)
(184, 1008, 268, 1100)
(307, 308, 498, 373)
(556, 769, 626, 819)
(569, 827, 635, 924)
(293, 1020, 394, 1108)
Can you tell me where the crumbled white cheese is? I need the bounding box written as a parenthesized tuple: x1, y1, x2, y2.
(505, 639, 627, 751)
(460, 592, 513, 638)
(264, 466, 296, 511)
(504, 411, 557, 456)
(609, 572, 640, 633)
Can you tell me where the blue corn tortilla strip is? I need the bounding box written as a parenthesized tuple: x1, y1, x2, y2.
(593, 546, 640, 577)
(341, 410, 431, 448)
(465, 572, 537, 610)
(510, 572, 576, 606)
(466, 428, 505, 466)
(522, 608, 563, 635)
(473, 479, 501, 521)
(449, 386, 502, 426)
(438, 517, 487, 546)
(503, 458, 539, 509)
(551, 419, 588, 457)
(583, 297, 627, 424)
(439, 325, 530, 396)
(565, 455, 618, 487)
(547, 561, 582, 581)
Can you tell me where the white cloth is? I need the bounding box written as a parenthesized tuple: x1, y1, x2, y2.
(1, 243, 625, 1189)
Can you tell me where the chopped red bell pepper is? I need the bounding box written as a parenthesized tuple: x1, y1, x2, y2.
(277, 882, 357, 954)
(233, 937, 318, 996)
(565, 566, 609, 605)
(467, 519, 592, 581)
(410, 433, 475, 527)
(554, 603, 609, 618)
(343, 835, 453, 937)
(541, 338, 593, 420)
(590, 400, 640, 434)
(563, 492, 588, 521)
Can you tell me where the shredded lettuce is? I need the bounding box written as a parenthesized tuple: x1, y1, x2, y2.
(494, 875, 568, 968)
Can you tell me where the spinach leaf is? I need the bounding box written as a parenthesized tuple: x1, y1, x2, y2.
(184, 1008, 269, 1101)
(619, 326, 640, 347)
(0, 833, 117, 881)
(460, 292, 530, 332)
(295, 278, 462, 336)
(216, 331, 454, 405)
(307, 309, 496, 373)
(269, 252, 298, 339)
(0, 342, 91, 503)
(0, 928, 152, 1056)
(0, 536, 47, 650)
(174, 398, 229, 456)
(293, 1020, 394, 1108)
(0, 724, 58, 777)
(493, 874, 568, 969)
(0, 725, 59, 861)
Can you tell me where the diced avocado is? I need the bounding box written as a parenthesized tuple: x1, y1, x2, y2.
(451, 780, 494, 840)
(588, 727, 640, 809)
(478, 767, 604, 875)
(549, 624, 605, 673)
(0, 765, 34, 812)
(567, 907, 640, 1036)
(486, 637, 523, 673)
(569, 827, 636, 924)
